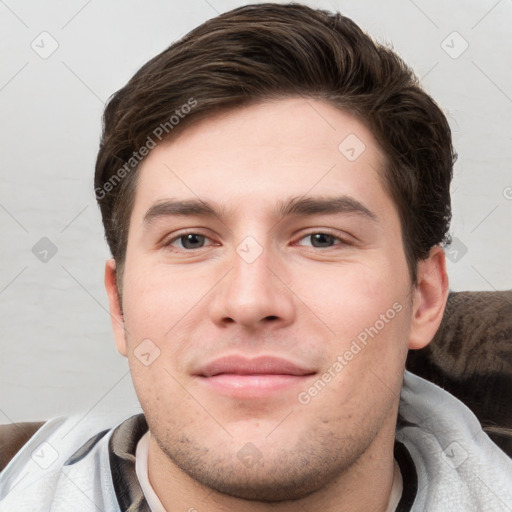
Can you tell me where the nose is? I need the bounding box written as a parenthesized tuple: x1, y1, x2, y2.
(208, 238, 296, 330)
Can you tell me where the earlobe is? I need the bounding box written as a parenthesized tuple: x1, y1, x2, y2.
(408, 246, 449, 350)
(104, 259, 128, 357)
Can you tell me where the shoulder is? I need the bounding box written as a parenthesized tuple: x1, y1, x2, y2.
(398, 370, 512, 511)
(0, 412, 131, 510)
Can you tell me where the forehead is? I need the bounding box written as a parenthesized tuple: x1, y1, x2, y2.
(130, 97, 390, 223)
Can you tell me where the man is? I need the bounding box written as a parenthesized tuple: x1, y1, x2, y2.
(1, 3, 511, 511)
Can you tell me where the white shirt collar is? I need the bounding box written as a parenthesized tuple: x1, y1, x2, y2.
(135, 430, 168, 512)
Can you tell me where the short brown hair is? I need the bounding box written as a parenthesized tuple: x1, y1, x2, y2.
(95, 2, 456, 295)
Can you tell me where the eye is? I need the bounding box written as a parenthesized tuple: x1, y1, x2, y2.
(166, 233, 214, 250)
(296, 232, 346, 248)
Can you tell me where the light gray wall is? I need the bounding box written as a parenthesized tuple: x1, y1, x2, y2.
(1, 0, 511, 423)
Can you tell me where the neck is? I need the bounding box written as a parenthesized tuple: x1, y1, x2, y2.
(147, 414, 399, 512)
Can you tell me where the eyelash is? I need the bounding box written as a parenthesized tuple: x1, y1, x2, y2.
(163, 230, 352, 251)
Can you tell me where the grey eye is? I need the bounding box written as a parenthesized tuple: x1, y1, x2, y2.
(301, 233, 337, 248)
(177, 234, 206, 249)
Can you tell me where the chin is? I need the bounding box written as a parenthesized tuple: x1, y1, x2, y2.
(155, 428, 367, 503)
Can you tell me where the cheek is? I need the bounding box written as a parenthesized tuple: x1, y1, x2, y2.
(291, 258, 409, 337)
(121, 267, 195, 344)
(290, 258, 412, 399)
(120, 267, 214, 384)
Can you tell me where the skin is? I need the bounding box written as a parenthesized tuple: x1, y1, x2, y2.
(105, 97, 448, 511)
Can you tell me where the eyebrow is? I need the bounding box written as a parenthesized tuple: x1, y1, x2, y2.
(142, 195, 377, 229)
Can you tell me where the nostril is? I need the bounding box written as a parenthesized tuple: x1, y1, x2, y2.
(265, 315, 279, 321)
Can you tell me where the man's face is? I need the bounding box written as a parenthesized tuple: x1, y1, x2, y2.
(109, 97, 417, 500)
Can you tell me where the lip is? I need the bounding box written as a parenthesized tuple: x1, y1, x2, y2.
(193, 355, 316, 398)
(195, 355, 315, 377)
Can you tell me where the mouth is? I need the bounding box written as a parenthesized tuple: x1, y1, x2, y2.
(193, 355, 317, 398)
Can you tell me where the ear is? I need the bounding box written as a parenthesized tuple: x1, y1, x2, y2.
(408, 245, 449, 350)
(105, 258, 128, 357)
